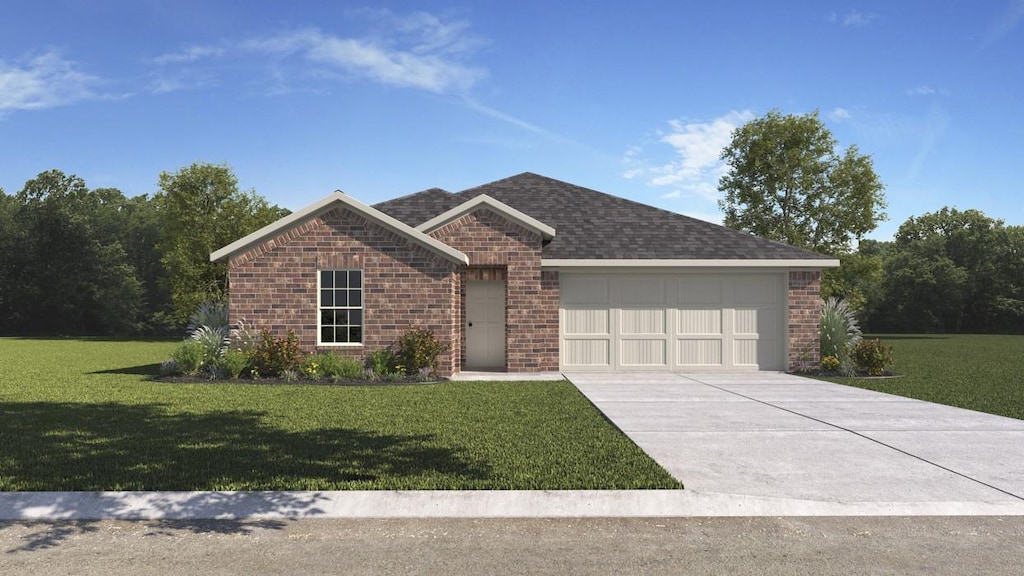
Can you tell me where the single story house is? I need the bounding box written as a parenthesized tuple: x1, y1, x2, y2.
(211, 172, 838, 376)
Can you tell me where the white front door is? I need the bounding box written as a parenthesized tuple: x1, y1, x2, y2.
(466, 280, 506, 369)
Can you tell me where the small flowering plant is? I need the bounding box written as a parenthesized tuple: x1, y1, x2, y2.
(820, 355, 842, 372)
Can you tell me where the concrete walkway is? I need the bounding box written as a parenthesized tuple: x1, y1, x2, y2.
(569, 372, 1024, 509)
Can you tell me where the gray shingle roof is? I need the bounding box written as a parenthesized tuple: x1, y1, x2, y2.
(374, 172, 832, 261)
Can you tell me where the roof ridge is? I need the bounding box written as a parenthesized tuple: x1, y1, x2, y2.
(375, 186, 451, 205)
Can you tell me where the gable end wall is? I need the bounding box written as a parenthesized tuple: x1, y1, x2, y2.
(227, 207, 460, 376)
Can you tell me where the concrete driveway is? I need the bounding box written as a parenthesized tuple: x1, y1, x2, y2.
(568, 372, 1024, 505)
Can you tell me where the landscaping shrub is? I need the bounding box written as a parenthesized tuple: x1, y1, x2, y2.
(216, 349, 250, 379)
(850, 338, 894, 376)
(190, 325, 227, 359)
(187, 301, 229, 336)
(228, 318, 260, 354)
(366, 348, 399, 376)
(820, 355, 841, 372)
(820, 297, 862, 370)
(396, 328, 447, 375)
(302, 352, 364, 380)
(171, 340, 207, 375)
(250, 330, 302, 377)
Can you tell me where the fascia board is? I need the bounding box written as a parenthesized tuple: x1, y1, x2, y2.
(210, 191, 469, 265)
(416, 194, 556, 239)
(542, 258, 841, 268)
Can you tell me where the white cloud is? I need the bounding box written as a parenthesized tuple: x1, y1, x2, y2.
(906, 85, 938, 96)
(646, 110, 753, 188)
(152, 45, 224, 65)
(0, 50, 99, 113)
(828, 107, 852, 121)
(622, 110, 753, 214)
(978, 0, 1024, 51)
(828, 9, 879, 27)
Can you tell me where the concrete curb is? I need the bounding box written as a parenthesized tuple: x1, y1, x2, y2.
(3, 490, 1024, 520)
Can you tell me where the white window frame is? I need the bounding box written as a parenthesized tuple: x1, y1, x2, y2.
(317, 269, 364, 346)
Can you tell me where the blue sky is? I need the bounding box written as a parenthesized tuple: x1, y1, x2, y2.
(2, 1, 1022, 241)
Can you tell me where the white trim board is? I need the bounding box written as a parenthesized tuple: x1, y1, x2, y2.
(416, 194, 556, 240)
(210, 191, 469, 265)
(543, 258, 840, 268)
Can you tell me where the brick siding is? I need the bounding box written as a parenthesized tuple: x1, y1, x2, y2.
(227, 207, 460, 376)
(787, 270, 822, 371)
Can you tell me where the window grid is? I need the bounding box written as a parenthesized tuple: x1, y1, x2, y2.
(319, 270, 363, 344)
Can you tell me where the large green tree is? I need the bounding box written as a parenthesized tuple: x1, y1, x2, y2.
(154, 162, 288, 324)
(2, 170, 144, 335)
(871, 208, 1023, 333)
(718, 110, 887, 255)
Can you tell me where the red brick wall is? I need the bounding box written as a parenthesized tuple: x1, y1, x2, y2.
(227, 207, 460, 376)
(430, 209, 560, 372)
(787, 270, 822, 371)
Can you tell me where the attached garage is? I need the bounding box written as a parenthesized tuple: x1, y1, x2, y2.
(560, 271, 786, 371)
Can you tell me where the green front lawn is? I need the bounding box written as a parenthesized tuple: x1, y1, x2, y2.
(0, 338, 680, 491)
(821, 334, 1024, 420)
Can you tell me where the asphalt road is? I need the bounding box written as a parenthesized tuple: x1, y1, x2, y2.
(2, 517, 1022, 575)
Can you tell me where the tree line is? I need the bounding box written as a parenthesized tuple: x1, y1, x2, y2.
(719, 109, 1023, 334)
(0, 162, 287, 337)
(2, 117, 1021, 337)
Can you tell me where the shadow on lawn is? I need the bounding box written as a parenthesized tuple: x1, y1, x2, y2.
(0, 401, 491, 553)
(90, 363, 163, 376)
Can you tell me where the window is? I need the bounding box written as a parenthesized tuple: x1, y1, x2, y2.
(319, 270, 363, 344)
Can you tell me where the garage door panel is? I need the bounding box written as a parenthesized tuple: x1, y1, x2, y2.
(619, 278, 666, 305)
(620, 308, 666, 335)
(677, 339, 723, 366)
(677, 277, 723, 304)
(620, 339, 667, 366)
(677, 308, 723, 335)
(562, 276, 609, 304)
(564, 339, 611, 367)
(733, 338, 779, 367)
(564, 308, 609, 335)
(735, 275, 780, 304)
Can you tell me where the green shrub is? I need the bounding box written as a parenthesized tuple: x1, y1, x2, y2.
(366, 348, 398, 376)
(250, 330, 303, 377)
(172, 340, 207, 375)
(850, 338, 894, 376)
(159, 358, 180, 376)
(302, 352, 360, 380)
(187, 301, 229, 336)
(820, 297, 862, 369)
(396, 328, 447, 375)
(216, 349, 250, 379)
(335, 357, 364, 379)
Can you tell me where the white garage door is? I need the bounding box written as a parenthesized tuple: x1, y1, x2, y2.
(560, 273, 785, 371)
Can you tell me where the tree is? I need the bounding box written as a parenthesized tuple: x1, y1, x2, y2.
(871, 208, 1023, 333)
(154, 162, 288, 324)
(2, 170, 143, 335)
(718, 110, 887, 255)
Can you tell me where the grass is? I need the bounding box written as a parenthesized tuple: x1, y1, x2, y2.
(820, 334, 1024, 420)
(0, 338, 680, 491)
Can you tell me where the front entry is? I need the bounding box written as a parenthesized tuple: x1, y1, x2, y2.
(465, 280, 506, 369)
